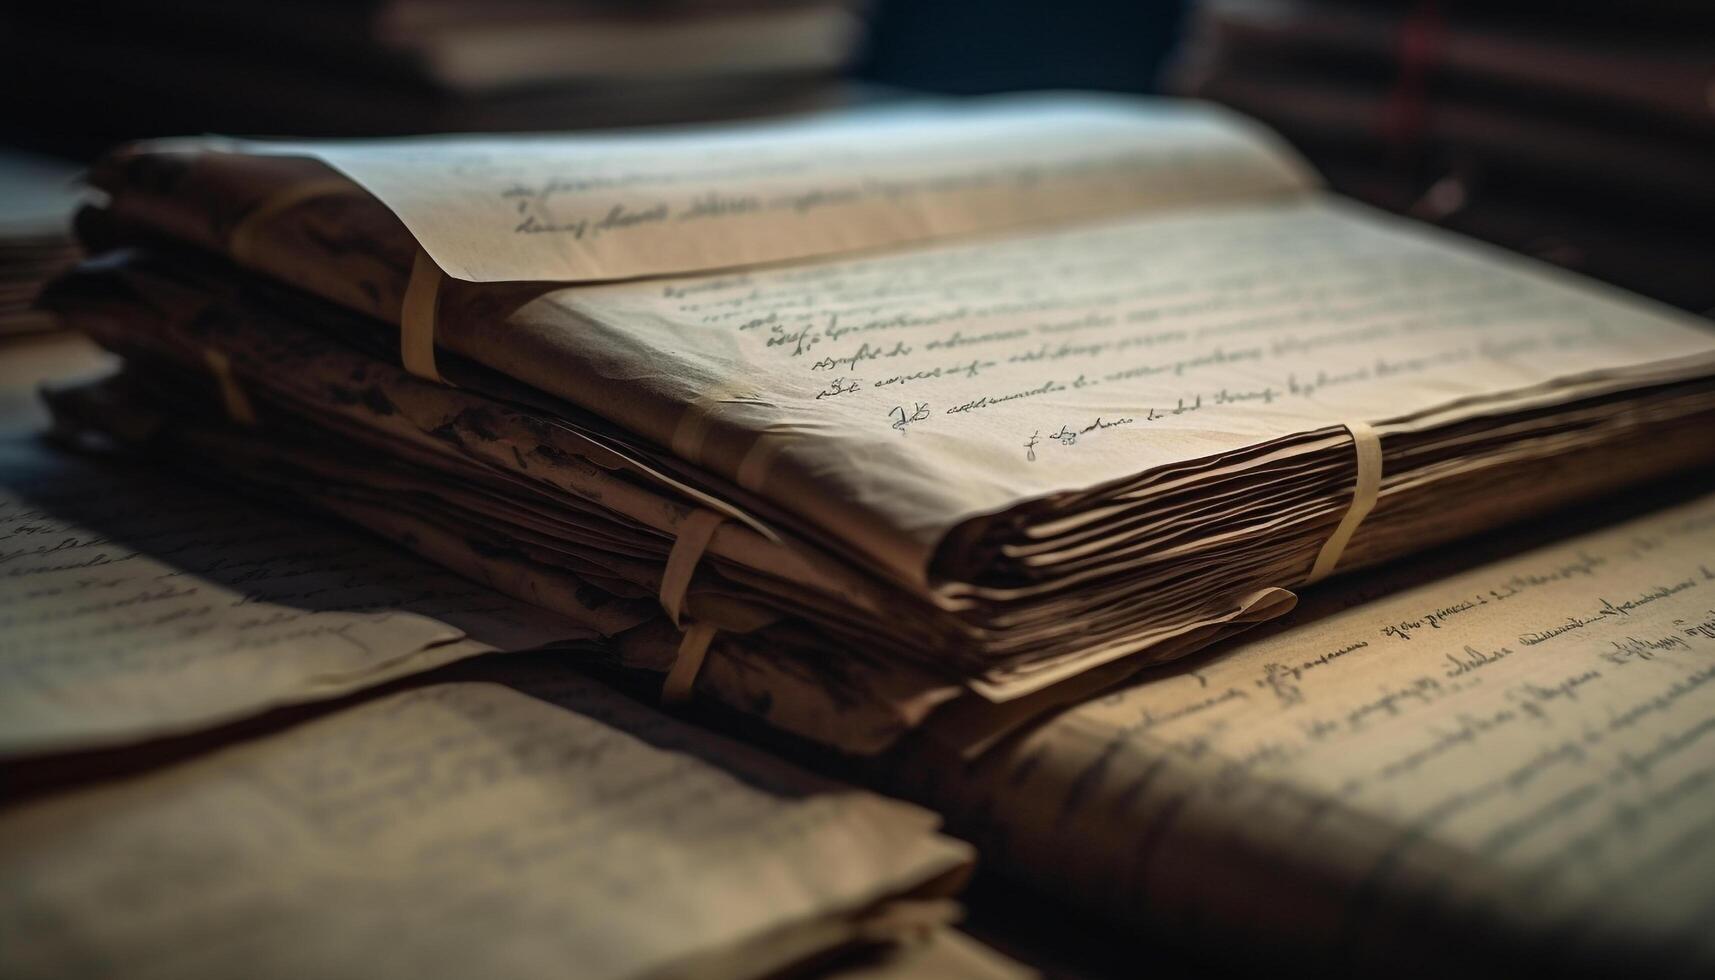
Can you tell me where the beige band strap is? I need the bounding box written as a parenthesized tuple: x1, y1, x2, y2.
(1307, 421, 1382, 584)
(669, 390, 730, 463)
(670, 384, 786, 492)
(657, 510, 727, 705)
(735, 434, 786, 493)
(659, 509, 726, 627)
(670, 408, 712, 462)
(201, 349, 258, 426)
(661, 622, 717, 705)
(227, 178, 354, 266)
(400, 250, 444, 383)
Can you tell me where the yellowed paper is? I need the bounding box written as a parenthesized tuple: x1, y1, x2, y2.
(926, 487, 1715, 972)
(77, 99, 1715, 723)
(510, 196, 1715, 584)
(0, 440, 589, 755)
(0, 675, 973, 980)
(251, 94, 1314, 282)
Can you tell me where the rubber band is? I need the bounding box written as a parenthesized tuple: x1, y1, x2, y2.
(227, 177, 354, 267)
(1307, 421, 1382, 584)
(735, 433, 786, 493)
(669, 381, 751, 464)
(661, 622, 717, 705)
(659, 509, 726, 627)
(670, 385, 788, 492)
(201, 349, 258, 426)
(656, 509, 726, 705)
(400, 250, 444, 383)
(670, 400, 717, 462)
(228, 182, 447, 386)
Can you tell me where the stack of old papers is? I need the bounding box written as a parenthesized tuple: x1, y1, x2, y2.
(0, 438, 1005, 980)
(1, 0, 861, 145)
(1173, 0, 1715, 312)
(888, 470, 1715, 977)
(45, 94, 1715, 755)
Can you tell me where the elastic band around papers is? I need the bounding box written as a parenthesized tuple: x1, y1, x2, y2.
(201, 349, 258, 426)
(657, 510, 726, 705)
(226, 178, 355, 266)
(400, 250, 444, 383)
(1307, 421, 1382, 584)
(670, 407, 710, 462)
(659, 509, 726, 627)
(670, 388, 731, 463)
(670, 385, 784, 493)
(661, 622, 716, 705)
(735, 434, 786, 493)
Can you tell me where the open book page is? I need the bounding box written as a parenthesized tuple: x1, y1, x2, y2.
(905, 483, 1715, 975)
(251, 94, 1314, 282)
(485, 195, 1715, 584)
(0, 670, 974, 980)
(0, 438, 593, 755)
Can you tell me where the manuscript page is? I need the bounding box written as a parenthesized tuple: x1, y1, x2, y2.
(0, 675, 972, 980)
(500, 197, 1715, 583)
(925, 487, 1715, 973)
(255, 94, 1314, 282)
(0, 440, 587, 754)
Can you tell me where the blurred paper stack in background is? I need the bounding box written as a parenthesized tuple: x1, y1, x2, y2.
(0, 153, 82, 336)
(0, 0, 867, 152)
(1174, 0, 1715, 313)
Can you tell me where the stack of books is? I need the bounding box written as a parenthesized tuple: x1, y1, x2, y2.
(1173, 0, 1715, 312)
(18, 93, 1715, 975)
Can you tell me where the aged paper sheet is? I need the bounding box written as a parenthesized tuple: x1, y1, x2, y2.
(0, 672, 973, 980)
(915, 486, 1715, 974)
(256, 94, 1313, 282)
(494, 196, 1715, 582)
(0, 439, 592, 754)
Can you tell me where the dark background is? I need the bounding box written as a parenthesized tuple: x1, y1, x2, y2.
(859, 0, 1188, 94)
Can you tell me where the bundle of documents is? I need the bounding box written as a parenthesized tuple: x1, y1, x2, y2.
(0, 439, 1009, 980)
(11, 368, 1715, 976)
(891, 473, 1715, 977)
(0, 0, 861, 146)
(44, 95, 1715, 757)
(13, 379, 1715, 976)
(1173, 0, 1715, 312)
